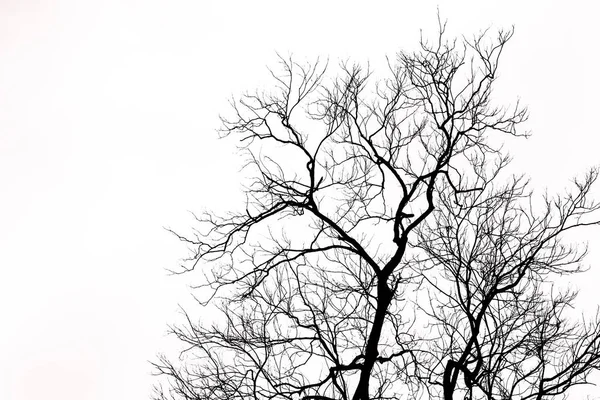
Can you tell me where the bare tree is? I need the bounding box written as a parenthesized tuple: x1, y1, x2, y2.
(153, 21, 600, 400)
(416, 171, 600, 400)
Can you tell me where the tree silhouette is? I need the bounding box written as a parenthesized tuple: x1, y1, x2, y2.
(153, 22, 600, 400)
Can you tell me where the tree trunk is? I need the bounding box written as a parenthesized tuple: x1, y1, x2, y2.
(352, 279, 392, 400)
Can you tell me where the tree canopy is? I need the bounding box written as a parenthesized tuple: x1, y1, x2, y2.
(153, 22, 600, 400)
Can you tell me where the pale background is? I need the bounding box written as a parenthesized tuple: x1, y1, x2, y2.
(1, 1, 599, 399)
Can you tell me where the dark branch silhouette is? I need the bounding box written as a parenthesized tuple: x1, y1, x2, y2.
(153, 21, 600, 400)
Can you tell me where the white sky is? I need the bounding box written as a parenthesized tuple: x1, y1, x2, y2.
(1, 1, 599, 399)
